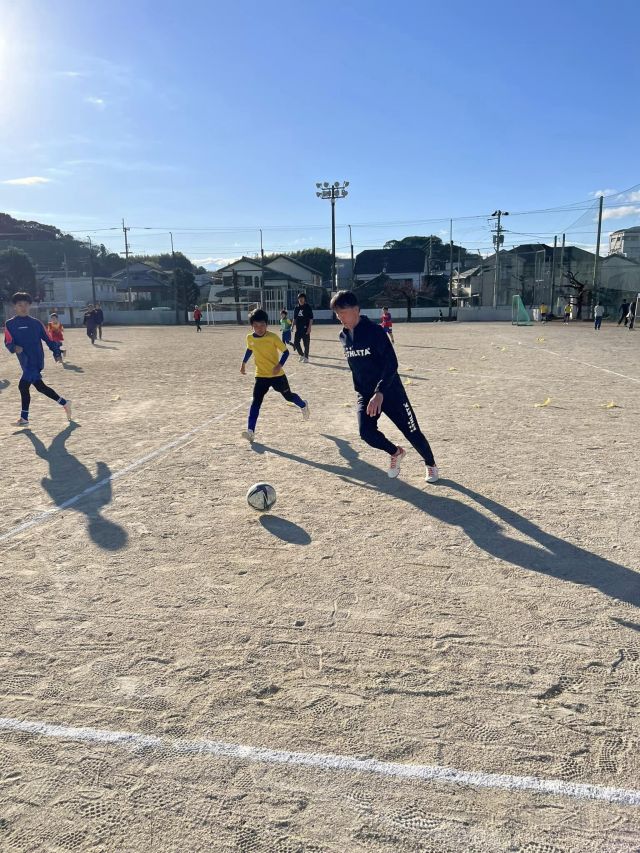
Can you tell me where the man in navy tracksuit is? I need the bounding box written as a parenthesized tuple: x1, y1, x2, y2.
(4, 292, 72, 427)
(331, 290, 438, 483)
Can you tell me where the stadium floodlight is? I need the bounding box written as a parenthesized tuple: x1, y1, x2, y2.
(314, 179, 350, 291)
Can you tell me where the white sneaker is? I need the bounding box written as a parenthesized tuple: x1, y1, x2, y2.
(299, 356, 304, 362)
(14, 418, 29, 427)
(388, 447, 406, 478)
(241, 429, 255, 443)
(426, 465, 439, 483)
(63, 401, 72, 421)
(301, 401, 310, 421)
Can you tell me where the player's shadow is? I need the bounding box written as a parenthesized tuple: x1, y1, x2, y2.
(62, 362, 84, 373)
(20, 424, 128, 551)
(259, 515, 311, 545)
(0, 379, 10, 393)
(259, 435, 640, 609)
(93, 343, 119, 350)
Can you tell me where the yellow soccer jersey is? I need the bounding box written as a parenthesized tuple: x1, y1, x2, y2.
(246, 330, 287, 377)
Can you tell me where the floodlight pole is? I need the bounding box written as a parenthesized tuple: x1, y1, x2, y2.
(593, 194, 604, 303)
(87, 236, 96, 306)
(315, 181, 349, 290)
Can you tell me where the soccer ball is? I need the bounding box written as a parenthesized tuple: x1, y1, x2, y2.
(246, 482, 277, 511)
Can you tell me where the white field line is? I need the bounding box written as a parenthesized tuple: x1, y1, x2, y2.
(0, 716, 638, 806)
(0, 403, 245, 544)
(511, 340, 640, 384)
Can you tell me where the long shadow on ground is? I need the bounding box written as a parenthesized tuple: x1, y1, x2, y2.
(20, 424, 128, 551)
(254, 435, 640, 609)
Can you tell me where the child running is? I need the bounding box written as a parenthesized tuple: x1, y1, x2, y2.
(240, 308, 309, 443)
(47, 313, 66, 358)
(331, 290, 438, 483)
(4, 292, 72, 426)
(280, 309, 293, 348)
(380, 306, 395, 344)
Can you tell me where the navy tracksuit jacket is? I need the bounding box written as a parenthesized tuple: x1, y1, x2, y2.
(339, 315, 435, 465)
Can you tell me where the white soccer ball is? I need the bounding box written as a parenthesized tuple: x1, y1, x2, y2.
(246, 482, 277, 511)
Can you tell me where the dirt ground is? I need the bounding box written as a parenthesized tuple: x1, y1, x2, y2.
(0, 319, 639, 852)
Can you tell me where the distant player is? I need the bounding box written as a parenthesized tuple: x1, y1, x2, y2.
(47, 313, 66, 358)
(94, 303, 104, 340)
(280, 309, 293, 348)
(331, 290, 438, 483)
(240, 308, 309, 443)
(618, 300, 630, 326)
(380, 306, 395, 344)
(193, 306, 203, 332)
(83, 304, 98, 344)
(594, 302, 604, 330)
(4, 292, 72, 427)
(563, 303, 571, 323)
(539, 302, 548, 323)
(293, 293, 313, 362)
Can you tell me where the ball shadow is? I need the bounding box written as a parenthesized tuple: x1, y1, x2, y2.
(259, 515, 311, 545)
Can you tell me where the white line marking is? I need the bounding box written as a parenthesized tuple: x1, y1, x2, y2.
(512, 340, 640, 384)
(0, 403, 244, 544)
(0, 716, 638, 806)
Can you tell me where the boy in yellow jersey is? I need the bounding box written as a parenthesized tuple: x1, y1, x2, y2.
(240, 308, 310, 443)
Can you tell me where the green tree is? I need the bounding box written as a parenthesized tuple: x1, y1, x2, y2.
(383, 235, 481, 272)
(0, 247, 37, 300)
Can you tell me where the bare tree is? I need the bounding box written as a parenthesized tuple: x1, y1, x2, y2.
(562, 270, 590, 320)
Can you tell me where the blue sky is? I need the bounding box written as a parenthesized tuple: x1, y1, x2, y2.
(1, 0, 639, 267)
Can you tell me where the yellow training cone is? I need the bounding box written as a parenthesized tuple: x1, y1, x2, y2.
(534, 397, 552, 408)
(110, 395, 121, 402)
(602, 401, 621, 409)
(448, 367, 458, 372)
(536, 336, 546, 342)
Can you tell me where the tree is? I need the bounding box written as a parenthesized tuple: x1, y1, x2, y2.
(174, 268, 200, 323)
(385, 279, 416, 321)
(562, 270, 589, 320)
(0, 247, 37, 300)
(383, 235, 481, 273)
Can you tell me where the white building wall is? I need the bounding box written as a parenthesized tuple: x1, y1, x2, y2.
(266, 258, 320, 286)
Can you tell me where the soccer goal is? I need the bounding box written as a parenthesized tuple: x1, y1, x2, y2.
(512, 295, 533, 326)
(205, 302, 259, 325)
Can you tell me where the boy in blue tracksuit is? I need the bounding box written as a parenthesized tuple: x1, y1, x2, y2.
(4, 292, 72, 426)
(331, 290, 438, 483)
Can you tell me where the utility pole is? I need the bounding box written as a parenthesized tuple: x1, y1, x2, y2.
(122, 218, 131, 308)
(550, 235, 558, 313)
(315, 181, 349, 290)
(593, 195, 604, 302)
(232, 269, 242, 325)
(491, 210, 509, 308)
(259, 228, 265, 304)
(87, 236, 96, 306)
(348, 224, 355, 288)
(448, 219, 454, 319)
(427, 235, 432, 277)
(169, 231, 179, 325)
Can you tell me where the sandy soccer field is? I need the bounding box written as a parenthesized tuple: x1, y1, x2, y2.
(0, 319, 639, 852)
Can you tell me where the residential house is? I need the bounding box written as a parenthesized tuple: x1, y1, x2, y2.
(354, 248, 427, 291)
(456, 244, 596, 310)
(213, 257, 325, 316)
(265, 255, 323, 288)
(111, 262, 173, 306)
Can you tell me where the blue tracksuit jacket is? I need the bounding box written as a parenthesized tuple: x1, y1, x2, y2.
(4, 315, 62, 382)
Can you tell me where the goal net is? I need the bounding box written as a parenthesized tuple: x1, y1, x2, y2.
(512, 295, 533, 326)
(205, 302, 260, 325)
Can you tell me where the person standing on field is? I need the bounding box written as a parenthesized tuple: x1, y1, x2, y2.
(293, 293, 313, 362)
(193, 306, 203, 332)
(94, 303, 104, 340)
(594, 302, 604, 330)
(83, 304, 98, 345)
(618, 300, 630, 326)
